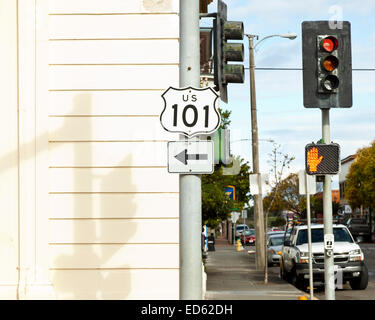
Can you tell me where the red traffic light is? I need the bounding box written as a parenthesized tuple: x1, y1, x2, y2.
(320, 36, 338, 52)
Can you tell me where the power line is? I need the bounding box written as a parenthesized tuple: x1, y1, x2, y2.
(245, 67, 375, 71)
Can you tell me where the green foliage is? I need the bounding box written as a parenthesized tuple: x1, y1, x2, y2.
(269, 216, 286, 227)
(300, 195, 339, 219)
(345, 141, 375, 210)
(218, 108, 231, 129)
(201, 109, 251, 228)
(202, 159, 251, 228)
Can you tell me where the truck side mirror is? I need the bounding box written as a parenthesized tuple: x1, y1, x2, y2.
(284, 239, 291, 247)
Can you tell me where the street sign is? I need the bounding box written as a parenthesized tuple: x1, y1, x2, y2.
(241, 209, 247, 219)
(230, 211, 240, 223)
(225, 185, 235, 200)
(160, 86, 221, 138)
(324, 234, 334, 250)
(210, 128, 231, 165)
(298, 170, 317, 195)
(249, 173, 270, 195)
(167, 140, 214, 174)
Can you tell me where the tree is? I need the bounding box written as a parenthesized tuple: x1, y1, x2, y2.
(262, 143, 294, 284)
(263, 173, 305, 217)
(201, 171, 234, 228)
(201, 109, 251, 228)
(218, 108, 231, 129)
(345, 141, 375, 211)
(262, 143, 295, 223)
(202, 158, 251, 228)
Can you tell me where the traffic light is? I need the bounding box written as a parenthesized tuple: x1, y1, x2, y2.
(305, 143, 340, 175)
(214, 0, 245, 103)
(302, 21, 352, 108)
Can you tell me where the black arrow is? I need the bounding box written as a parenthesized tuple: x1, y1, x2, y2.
(175, 149, 208, 165)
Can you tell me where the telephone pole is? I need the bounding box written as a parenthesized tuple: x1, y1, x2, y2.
(247, 34, 265, 270)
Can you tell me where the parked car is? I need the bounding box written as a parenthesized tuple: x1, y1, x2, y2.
(280, 223, 368, 291)
(267, 230, 285, 237)
(240, 229, 255, 246)
(344, 218, 371, 242)
(267, 234, 284, 266)
(235, 224, 250, 238)
(270, 227, 281, 232)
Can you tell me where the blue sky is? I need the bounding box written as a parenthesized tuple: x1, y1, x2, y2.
(203, 0, 375, 188)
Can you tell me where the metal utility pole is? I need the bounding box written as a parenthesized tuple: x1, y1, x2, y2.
(179, 0, 202, 300)
(305, 171, 314, 300)
(322, 109, 335, 300)
(247, 34, 265, 270)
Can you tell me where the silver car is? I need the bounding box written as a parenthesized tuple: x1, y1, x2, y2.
(267, 234, 285, 266)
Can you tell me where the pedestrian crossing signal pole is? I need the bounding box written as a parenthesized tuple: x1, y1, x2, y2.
(321, 109, 335, 300)
(302, 20, 352, 300)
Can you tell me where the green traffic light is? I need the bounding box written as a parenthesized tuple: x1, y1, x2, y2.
(224, 65, 244, 83)
(223, 21, 244, 40)
(224, 43, 244, 62)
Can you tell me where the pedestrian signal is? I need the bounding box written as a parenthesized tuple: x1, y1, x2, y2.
(305, 143, 340, 175)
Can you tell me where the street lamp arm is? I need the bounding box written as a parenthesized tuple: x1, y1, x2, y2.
(253, 34, 281, 49)
(247, 32, 297, 50)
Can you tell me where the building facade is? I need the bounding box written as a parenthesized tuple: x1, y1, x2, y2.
(339, 154, 356, 215)
(0, 0, 181, 299)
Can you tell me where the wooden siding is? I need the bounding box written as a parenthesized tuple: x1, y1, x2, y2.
(47, 0, 180, 299)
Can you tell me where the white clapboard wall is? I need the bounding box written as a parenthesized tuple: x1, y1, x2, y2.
(47, 0, 180, 300)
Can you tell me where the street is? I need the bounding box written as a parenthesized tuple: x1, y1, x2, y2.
(267, 242, 375, 300)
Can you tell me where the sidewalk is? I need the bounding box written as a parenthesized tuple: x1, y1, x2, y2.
(204, 237, 309, 300)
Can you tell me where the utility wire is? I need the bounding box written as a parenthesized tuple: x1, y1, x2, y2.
(246, 67, 375, 71)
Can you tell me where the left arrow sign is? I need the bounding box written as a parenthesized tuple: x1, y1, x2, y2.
(168, 141, 214, 174)
(175, 149, 209, 165)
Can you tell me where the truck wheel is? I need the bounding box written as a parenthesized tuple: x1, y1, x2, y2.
(280, 259, 288, 281)
(349, 264, 368, 290)
(291, 267, 304, 290)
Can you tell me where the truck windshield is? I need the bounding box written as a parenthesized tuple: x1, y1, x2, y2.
(296, 227, 353, 245)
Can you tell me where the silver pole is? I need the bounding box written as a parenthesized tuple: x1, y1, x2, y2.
(247, 34, 265, 271)
(305, 171, 314, 300)
(322, 108, 335, 300)
(179, 0, 202, 300)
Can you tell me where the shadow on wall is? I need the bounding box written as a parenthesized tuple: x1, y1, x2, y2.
(50, 94, 137, 299)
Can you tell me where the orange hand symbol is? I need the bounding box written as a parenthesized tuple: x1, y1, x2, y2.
(307, 147, 323, 172)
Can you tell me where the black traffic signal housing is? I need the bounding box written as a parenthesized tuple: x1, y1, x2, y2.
(305, 143, 340, 175)
(214, 0, 244, 103)
(302, 21, 352, 108)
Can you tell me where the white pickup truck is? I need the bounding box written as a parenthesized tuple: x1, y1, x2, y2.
(280, 223, 368, 290)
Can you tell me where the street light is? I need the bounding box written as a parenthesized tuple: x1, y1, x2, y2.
(253, 33, 297, 50)
(245, 33, 297, 271)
